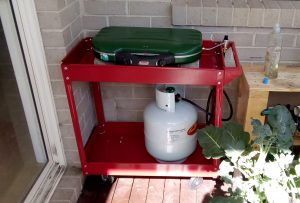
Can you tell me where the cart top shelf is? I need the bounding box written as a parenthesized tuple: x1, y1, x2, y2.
(61, 38, 242, 85)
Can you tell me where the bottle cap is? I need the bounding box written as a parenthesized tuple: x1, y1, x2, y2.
(263, 77, 269, 85)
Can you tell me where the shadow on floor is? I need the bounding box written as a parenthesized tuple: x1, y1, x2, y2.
(77, 176, 114, 203)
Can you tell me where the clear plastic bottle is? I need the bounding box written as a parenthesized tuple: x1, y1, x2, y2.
(263, 24, 282, 79)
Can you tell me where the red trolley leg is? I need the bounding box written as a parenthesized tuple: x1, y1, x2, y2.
(213, 81, 224, 167)
(91, 82, 105, 125)
(214, 84, 223, 128)
(64, 80, 88, 170)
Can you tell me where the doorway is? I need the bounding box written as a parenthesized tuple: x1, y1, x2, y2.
(0, 0, 65, 202)
(0, 10, 48, 203)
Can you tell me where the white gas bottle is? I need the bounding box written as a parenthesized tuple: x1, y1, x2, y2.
(144, 85, 198, 163)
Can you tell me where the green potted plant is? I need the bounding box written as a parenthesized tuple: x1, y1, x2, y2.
(197, 105, 300, 203)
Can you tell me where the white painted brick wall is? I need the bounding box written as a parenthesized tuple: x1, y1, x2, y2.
(129, 1, 171, 16)
(84, 1, 127, 15)
(151, 16, 172, 27)
(202, 0, 217, 26)
(35, 0, 66, 11)
(172, 0, 187, 25)
(217, 0, 233, 26)
(109, 16, 151, 27)
(82, 15, 107, 30)
(232, 0, 249, 27)
(49, 166, 84, 203)
(187, 0, 201, 25)
(262, 1, 280, 27)
(41, 28, 72, 47)
(277, 1, 295, 28)
(34, 3, 87, 199)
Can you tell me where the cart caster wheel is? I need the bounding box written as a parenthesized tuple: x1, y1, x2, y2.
(188, 177, 203, 190)
(100, 175, 115, 184)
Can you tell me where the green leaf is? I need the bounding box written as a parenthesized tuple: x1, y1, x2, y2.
(223, 122, 250, 145)
(221, 122, 251, 161)
(197, 122, 250, 160)
(224, 141, 246, 163)
(251, 119, 272, 145)
(210, 196, 245, 203)
(295, 163, 300, 177)
(267, 105, 296, 132)
(294, 177, 300, 188)
(277, 130, 294, 150)
(265, 105, 296, 149)
(197, 125, 224, 159)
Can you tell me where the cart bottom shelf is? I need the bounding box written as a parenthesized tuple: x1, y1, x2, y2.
(84, 122, 218, 177)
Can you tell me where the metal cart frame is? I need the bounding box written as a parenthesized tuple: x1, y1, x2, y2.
(61, 37, 242, 178)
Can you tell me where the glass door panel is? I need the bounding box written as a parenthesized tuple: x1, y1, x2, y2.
(0, 6, 48, 203)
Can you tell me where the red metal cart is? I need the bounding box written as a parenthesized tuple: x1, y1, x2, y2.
(61, 38, 242, 178)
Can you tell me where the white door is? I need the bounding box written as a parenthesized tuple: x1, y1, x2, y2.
(0, 0, 66, 202)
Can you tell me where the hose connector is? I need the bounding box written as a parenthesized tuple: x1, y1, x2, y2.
(223, 35, 229, 52)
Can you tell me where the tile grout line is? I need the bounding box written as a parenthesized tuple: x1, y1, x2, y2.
(109, 178, 119, 203)
(127, 178, 134, 202)
(144, 178, 150, 203)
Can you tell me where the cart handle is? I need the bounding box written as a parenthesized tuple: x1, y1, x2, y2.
(222, 41, 243, 84)
(227, 41, 241, 69)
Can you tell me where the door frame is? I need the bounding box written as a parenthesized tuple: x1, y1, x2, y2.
(0, 0, 66, 202)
